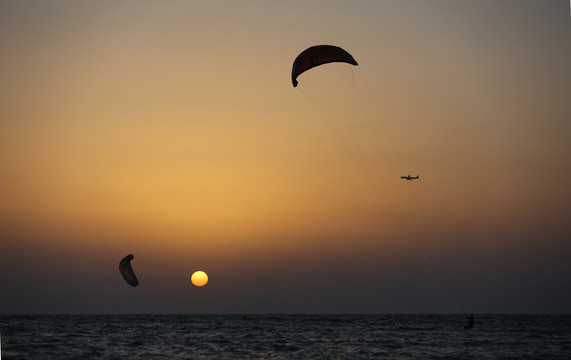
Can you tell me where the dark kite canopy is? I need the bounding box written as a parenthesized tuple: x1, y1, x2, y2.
(119, 254, 139, 287)
(291, 45, 358, 87)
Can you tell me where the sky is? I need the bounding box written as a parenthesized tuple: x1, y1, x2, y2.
(1, 0, 570, 314)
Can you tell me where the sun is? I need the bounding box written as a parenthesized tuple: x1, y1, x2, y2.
(191, 271, 208, 287)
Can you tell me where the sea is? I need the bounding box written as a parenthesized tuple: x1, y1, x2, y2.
(1, 314, 570, 359)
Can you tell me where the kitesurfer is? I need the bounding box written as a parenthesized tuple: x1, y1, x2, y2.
(464, 314, 474, 329)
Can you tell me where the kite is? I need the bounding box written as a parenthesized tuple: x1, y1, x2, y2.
(291, 45, 358, 87)
(119, 254, 139, 287)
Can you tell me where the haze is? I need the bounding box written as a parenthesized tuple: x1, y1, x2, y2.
(1, 0, 570, 314)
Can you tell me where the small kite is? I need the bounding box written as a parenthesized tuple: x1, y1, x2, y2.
(291, 45, 358, 87)
(119, 254, 139, 287)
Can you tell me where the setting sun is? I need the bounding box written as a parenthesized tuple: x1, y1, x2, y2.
(191, 271, 209, 287)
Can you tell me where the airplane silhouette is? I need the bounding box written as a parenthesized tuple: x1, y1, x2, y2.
(400, 174, 419, 181)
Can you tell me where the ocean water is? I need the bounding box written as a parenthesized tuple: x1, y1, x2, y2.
(1, 314, 570, 359)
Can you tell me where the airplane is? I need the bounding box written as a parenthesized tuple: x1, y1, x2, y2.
(400, 174, 419, 181)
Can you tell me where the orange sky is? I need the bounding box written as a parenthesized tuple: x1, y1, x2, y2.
(1, 0, 570, 313)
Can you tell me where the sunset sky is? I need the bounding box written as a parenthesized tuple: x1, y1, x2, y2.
(1, 0, 570, 314)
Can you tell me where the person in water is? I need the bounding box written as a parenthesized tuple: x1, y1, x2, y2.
(465, 314, 474, 329)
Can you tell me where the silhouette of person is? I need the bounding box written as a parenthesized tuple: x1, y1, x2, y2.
(465, 314, 474, 329)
